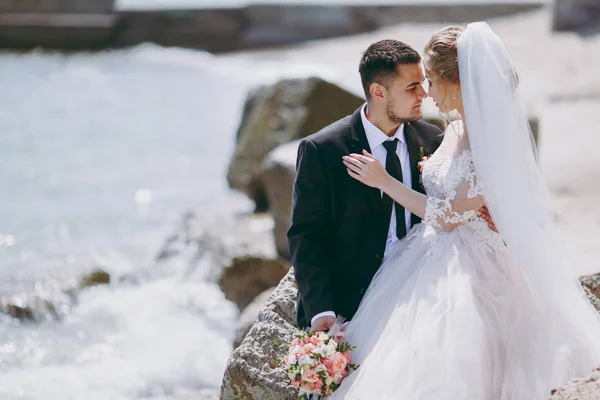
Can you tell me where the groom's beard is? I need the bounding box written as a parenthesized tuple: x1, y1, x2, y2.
(387, 99, 421, 124)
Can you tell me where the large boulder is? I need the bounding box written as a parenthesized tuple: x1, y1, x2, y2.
(550, 367, 600, 399)
(233, 287, 277, 349)
(227, 77, 364, 211)
(220, 269, 299, 400)
(261, 140, 300, 260)
(219, 256, 290, 311)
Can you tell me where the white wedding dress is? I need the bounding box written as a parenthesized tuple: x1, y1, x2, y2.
(328, 121, 600, 400)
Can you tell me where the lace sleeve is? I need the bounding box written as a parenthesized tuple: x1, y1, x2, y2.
(424, 159, 484, 231)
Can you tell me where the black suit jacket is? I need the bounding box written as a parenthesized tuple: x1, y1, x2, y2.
(288, 107, 443, 328)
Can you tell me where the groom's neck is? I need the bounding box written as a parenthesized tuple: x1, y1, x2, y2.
(365, 103, 401, 137)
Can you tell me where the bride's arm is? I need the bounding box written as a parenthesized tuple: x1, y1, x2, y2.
(343, 151, 485, 232)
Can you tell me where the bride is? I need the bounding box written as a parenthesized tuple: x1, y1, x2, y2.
(331, 22, 600, 399)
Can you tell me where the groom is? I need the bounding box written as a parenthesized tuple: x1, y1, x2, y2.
(288, 40, 443, 332)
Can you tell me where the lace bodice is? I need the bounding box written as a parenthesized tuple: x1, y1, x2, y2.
(422, 148, 482, 205)
(421, 121, 504, 250)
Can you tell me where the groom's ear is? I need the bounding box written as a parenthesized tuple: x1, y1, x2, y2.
(369, 82, 386, 102)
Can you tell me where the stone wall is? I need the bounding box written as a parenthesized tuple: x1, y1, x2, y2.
(0, 2, 545, 51)
(553, 0, 600, 34)
(0, 0, 115, 49)
(0, 0, 114, 13)
(114, 3, 545, 53)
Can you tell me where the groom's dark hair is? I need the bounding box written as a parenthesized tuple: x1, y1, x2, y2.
(359, 40, 421, 99)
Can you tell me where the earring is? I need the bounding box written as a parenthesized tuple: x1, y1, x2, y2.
(452, 88, 457, 100)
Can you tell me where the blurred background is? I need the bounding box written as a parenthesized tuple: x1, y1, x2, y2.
(0, 0, 599, 399)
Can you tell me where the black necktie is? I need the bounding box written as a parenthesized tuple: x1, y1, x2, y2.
(382, 139, 407, 240)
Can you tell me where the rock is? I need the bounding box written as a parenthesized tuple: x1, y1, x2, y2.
(261, 140, 300, 260)
(234, 287, 277, 349)
(3, 303, 35, 321)
(549, 367, 600, 399)
(584, 285, 600, 313)
(581, 273, 600, 312)
(219, 257, 290, 312)
(220, 269, 299, 400)
(227, 77, 364, 211)
(0, 292, 71, 323)
(581, 273, 600, 299)
(553, 0, 600, 35)
(236, 85, 270, 143)
(0, 267, 111, 323)
(79, 269, 111, 288)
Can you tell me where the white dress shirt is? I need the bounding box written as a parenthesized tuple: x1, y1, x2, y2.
(310, 103, 413, 327)
(360, 103, 413, 249)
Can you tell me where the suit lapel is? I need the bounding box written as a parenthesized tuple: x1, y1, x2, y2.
(348, 108, 385, 218)
(404, 122, 427, 226)
(404, 122, 423, 192)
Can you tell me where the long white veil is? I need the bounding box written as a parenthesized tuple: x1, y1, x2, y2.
(459, 21, 600, 373)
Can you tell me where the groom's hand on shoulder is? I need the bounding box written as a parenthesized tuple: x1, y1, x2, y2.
(311, 316, 336, 332)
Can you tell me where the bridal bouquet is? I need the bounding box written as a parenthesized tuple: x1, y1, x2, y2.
(282, 317, 358, 398)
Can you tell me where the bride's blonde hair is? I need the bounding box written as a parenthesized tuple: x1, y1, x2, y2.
(423, 25, 464, 84)
(424, 25, 520, 86)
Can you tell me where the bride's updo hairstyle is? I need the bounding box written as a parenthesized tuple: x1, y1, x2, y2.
(423, 25, 464, 84)
(424, 25, 520, 87)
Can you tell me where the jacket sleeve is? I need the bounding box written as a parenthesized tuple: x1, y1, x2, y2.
(287, 138, 334, 322)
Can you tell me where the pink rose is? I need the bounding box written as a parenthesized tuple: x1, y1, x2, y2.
(302, 343, 316, 355)
(301, 368, 320, 383)
(331, 352, 348, 374)
(291, 380, 300, 388)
